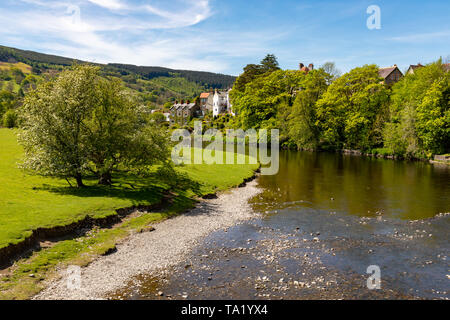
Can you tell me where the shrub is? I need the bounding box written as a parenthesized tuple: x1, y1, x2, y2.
(2, 109, 17, 128)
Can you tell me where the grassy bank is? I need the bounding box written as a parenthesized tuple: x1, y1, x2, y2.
(0, 128, 258, 299)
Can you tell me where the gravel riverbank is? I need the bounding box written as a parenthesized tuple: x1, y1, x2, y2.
(34, 180, 261, 300)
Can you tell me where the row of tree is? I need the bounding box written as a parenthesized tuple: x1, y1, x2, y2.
(230, 55, 449, 158)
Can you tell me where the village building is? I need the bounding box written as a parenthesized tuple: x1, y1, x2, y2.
(199, 92, 214, 112)
(406, 63, 424, 75)
(299, 62, 314, 74)
(378, 65, 403, 85)
(151, 109, 171, 122)
(212, 89, 233, 117)
(443, 63, 450, 72)
(170, 100, 202, 124)
(163, 112, 171, 122)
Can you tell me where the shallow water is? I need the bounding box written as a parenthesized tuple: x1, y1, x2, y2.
(256, 151, 450, 220)
(110, 151, 450, 300)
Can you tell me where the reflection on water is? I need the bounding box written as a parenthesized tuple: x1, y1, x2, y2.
(254, 151, 450, 220)
(109, 151, 450, 300)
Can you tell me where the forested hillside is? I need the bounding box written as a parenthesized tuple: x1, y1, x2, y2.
(0, 45, 235, 108)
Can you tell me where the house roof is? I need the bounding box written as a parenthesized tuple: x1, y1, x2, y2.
(300, 66, 310, 73)
(200, 92, 211, 99)
(443, 63, 450, 72)
(378, 66, 401, 79)
(407, 64, 424, 74)
(171, 102, 197, 111)
(409, 64, 423, 70)
(214, 89, 229, 98)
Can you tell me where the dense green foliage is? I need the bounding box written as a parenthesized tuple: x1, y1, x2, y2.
(0, 89, 18, 118)
(315, 65, 389, 150)
(230, 56, 449, 158)
(288, 69, 330, 149)
(2, 109, 17, 128)
(232, 54, 281, 93)
(232, 69, 304, 130)
(109, 63, 235, 89)
(383, 61, 449, 157)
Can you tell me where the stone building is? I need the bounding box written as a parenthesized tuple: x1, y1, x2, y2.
(170, 100, 201, 124)
(199, 92, 214, 112)
(378, 65, 403, 85)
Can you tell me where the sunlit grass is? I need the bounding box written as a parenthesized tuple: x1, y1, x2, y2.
(0, 128, 258, 299)
(0, 128, 257, 249)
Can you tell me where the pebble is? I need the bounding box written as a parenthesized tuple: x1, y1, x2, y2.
(34, 181, 262, 300)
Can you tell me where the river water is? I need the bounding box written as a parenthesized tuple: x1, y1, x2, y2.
(111, 151, 450, 300)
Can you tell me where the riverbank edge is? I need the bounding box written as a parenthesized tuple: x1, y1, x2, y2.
(0, 202, 165, 268)
(288, 146, 450, 166)
(0, 167, 260, 300)
(339, 149, 450, 166)
(33, 172, 262, 300)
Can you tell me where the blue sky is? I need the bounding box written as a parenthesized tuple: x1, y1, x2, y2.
(0, 0, 449, 75)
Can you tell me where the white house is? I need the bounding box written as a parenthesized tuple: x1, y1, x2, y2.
(213, 89, 234, 117)
(163, 112, 171, 122)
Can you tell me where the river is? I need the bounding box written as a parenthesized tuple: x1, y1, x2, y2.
(111, 151, 450, 300)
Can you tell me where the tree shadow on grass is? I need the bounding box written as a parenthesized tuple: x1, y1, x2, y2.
(34, 167, 203, 205)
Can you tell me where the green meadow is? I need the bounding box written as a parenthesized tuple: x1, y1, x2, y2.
(0, 128, 258, 298)
(0, 128, 258, 250)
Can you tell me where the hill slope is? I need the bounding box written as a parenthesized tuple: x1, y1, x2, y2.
(0, 45, 236, 106)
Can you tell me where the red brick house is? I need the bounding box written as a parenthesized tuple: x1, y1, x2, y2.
(299, 62, 314, 74)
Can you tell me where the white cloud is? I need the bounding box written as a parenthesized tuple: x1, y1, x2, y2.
(0, 0, 284, 73)
(87, 0, 125, 10)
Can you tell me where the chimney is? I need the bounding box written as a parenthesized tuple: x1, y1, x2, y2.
(181, 99, 184, 104)
(175, 100, 178, 104)
(308, 63, 314, 70)
(299, 63, 304, 69)
(186, 100, 190, 104)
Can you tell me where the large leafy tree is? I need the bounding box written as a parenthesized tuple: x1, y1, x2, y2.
(316, 65, 389, 150)
(0, 90, 17, 118)
(231, 70, 306, 130)
(19, 65, 169, 187)
(288, 69, 330, 150)
(260, 54, 280, 73)
(415, 73, 450, 155)
(384, 60, 449, 157)
(232, 54, 281, 94)
(320, 62, 341, 84)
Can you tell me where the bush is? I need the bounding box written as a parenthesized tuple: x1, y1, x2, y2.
(2, 109, 17, 128)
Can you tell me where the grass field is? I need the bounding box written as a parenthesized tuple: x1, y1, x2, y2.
(0, 128, 258, 250)
(0, 62, 32, 74)
(0, 128, 258, 299)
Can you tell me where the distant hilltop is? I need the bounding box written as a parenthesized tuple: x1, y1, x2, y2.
(0, 45, 236, 106)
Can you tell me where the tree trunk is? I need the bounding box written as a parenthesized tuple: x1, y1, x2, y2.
(75, 173, 85, 188)
(98, 172, 112, 186)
